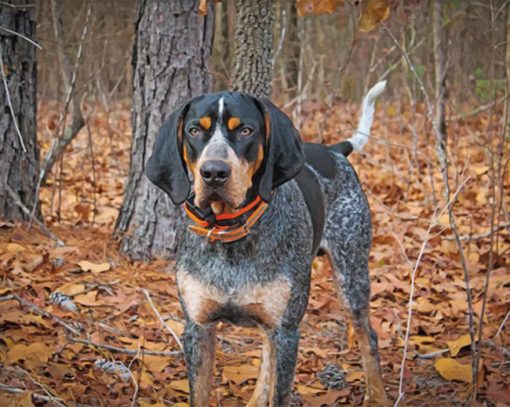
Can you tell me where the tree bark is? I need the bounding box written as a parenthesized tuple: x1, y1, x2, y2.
(232, 0, 275, 97)
(0, 1, 39, 222)
(286, 3, 300, 99)
(114, 0, 214, 260)
(432, 0, 447, 142)
(506, 1, 510, 140)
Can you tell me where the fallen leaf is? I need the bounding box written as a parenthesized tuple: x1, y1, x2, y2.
(447, 334, 477, 357)
(346, 370, 365, 382)
(7, 243, 25, 253)
(74, 290, 98, 306)
(296, 383, 325, 395)
(434, 357, 472, 383)
(78, 260, 110, 273)
(222, 364, 259, 384)
(7, 342, 54, 369)
(144, 355, 168, 373)
(169, 379, 189, 394)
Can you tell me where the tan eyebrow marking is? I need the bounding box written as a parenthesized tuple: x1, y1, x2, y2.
(227, 117, 241, 131)
(199, 116, 211, 130)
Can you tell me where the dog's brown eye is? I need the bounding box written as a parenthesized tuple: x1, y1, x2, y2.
(188, 126, 200, 136)
(239, 127, 253, 137)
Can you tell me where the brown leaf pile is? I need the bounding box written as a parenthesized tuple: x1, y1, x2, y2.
(0, 98, 508, 406)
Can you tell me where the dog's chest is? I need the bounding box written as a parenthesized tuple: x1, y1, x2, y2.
(177, 271, 291, 328)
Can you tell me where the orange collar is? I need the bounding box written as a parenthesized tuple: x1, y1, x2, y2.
(183, 196, 268, 243)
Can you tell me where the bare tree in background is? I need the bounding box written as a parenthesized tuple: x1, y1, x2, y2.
(232, 0, 275, 97)
(0, 1, 40, 221)
(285, 3, 300, 99)
(115, 0, 214, 259)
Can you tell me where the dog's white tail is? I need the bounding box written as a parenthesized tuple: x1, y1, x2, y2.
(347, 80, 386, 151)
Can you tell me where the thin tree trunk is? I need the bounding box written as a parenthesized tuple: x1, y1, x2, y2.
(0, 1, 40, 221)
(232, 0, 275, 97)
(506, 1, 510, 140)
(286, 3, 300, 99)
(114, 0, 214, 260)
(433, 0, 447, 142)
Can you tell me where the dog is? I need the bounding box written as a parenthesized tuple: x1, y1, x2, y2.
(146, 81, 388, 406)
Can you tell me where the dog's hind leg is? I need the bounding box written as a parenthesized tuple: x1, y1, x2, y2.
(183, 322, 216, 407)
(322, 243, 389, 406)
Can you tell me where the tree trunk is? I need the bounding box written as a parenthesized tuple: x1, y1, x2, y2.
(0, 1, 39, 222)
(114, 0, 214, 260)
(286, 3, 300, 99)
(506, 1, 510, 140)
(432, 0, 447, 142)
(232, 0, 275, 97)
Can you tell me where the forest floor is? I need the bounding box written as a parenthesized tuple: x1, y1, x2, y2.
(0, 99, 508, 406)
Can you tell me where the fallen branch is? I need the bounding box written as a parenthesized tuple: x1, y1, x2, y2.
(444, 221, 510, 241)
(69, 337, 181, 357)
(495, 309, 510, 338)
(414, 348, 449, 360)
(5, 184, 65, 246)
(0, 293, 80, 335)
(142, 289, 183, 350)
(0, 383, 67, 405)
(14, 366, 67, 407)
(0, 26, 42, 49)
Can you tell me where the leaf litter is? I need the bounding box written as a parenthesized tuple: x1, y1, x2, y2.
(0, 99, 508, 405)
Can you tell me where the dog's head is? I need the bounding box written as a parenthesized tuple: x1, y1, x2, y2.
(146, 92, 304, 214)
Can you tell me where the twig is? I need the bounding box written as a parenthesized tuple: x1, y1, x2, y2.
(31, 3, 91, 224)
(393, 176, 471, 407)
(0, 26, 42, 49)
(271, 5, 287, 65)
(142, 289, 183, 350)
(69, 337, 181, 357)
(495, 309, 510, 337)
(443, 221, 510, 241)
(393, 215, 436, 407)
(0, 383, 66, 404)
(385, 21, 478, 393)
(452, 95, 508, 121)
(85, 114, 97, 224)
(129, 348, 141, 407)
(5, 184, 65, 246)
(0, 1, 34, 9)
(0, 293, 80, 335)
(15, 366, 67, 407)
(0, 43, 26, 152)
(414, 348, 449, 359)
(475, 10, 509, 396)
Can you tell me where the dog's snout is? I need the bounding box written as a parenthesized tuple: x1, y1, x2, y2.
(200, 160, 231, 187)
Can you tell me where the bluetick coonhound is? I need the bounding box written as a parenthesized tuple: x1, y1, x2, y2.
(146, 81, 388, 406)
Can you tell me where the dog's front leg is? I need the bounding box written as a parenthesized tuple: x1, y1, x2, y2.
(183, 321, 216, 407)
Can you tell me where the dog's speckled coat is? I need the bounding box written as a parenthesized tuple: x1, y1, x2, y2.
(146, 82, 388, 406)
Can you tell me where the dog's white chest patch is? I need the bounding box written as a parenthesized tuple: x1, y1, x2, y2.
(177, 271, 291, 328)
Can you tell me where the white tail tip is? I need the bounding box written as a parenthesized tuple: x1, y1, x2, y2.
(348, 80, 387, 151)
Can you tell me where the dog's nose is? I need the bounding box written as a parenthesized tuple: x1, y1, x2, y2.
(200, 160, 230, 187)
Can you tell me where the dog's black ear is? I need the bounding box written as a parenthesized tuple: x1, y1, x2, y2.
(254, 98, 304, 202)
(146, 104, 191, 205)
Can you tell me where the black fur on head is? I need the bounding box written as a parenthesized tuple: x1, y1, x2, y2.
(146, 93, 304, 206)
(254, 97, 304, 202)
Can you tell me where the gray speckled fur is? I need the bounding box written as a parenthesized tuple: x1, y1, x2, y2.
(176, 150, 379, 405)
